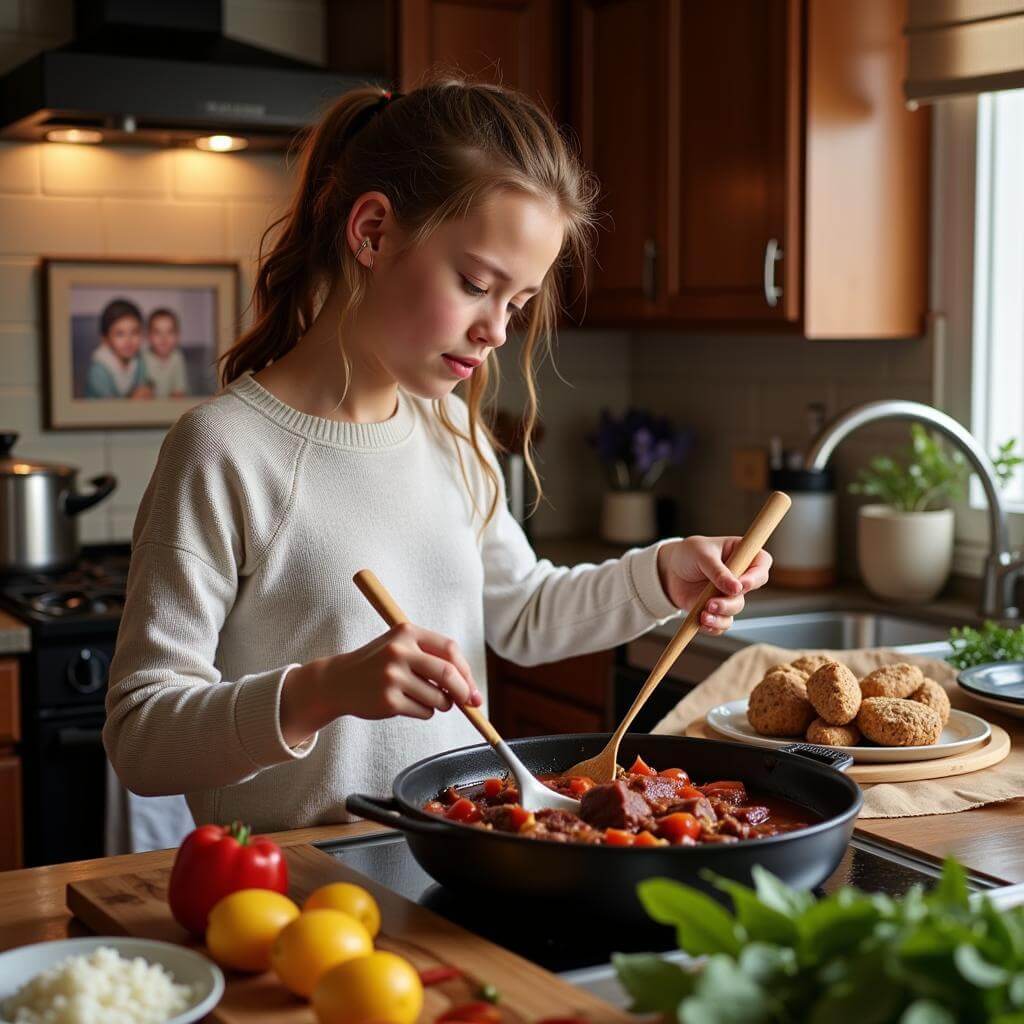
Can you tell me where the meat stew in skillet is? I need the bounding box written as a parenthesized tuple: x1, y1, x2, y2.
(423, 755, 818, 846)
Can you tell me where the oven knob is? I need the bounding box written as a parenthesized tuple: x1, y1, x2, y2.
(66, 648, 109, 694)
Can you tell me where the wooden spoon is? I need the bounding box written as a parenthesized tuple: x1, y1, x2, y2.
(352, 569, 581, 814)
(561, 490, 792, 784)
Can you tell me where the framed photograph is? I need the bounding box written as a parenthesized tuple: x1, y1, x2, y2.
(42, 257, 240, 430)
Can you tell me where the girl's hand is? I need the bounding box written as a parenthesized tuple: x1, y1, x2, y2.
(335, 622, 484, 720)
(656, 536, 772, 635)
(281, 624, 483, 746)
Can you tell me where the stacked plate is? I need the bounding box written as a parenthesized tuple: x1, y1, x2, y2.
(957, 661, 1024, 719)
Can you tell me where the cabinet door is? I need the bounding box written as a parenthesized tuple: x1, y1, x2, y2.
(492, 681, 604, 739)
(571, 0, 667, 324)
(0, 755, 22, 870)
(400, 0, 565, 117)
(660, 0, 801, 323)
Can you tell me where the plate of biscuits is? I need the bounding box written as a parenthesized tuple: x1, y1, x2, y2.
(706, 654, 991, 763)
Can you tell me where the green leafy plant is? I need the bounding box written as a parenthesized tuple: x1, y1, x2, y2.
(850, 425, 1022, 513)
(614, 860, 1024, 1024)
(947, 621, 1024, 670)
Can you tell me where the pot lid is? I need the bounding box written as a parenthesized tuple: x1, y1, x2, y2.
(0, 432, 77, 477)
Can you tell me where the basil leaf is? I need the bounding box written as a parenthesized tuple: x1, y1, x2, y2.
(637, 878, 742, 957)
(710, 876, 800, 947)
(679, 955, 773, 1024)
(751, 865, 814, 917)
(929, 859, 970, 912)
(954, 944, 1011, 988)
(1010, 973, 1024, 1008)
(612, 952, 696, 1013)
(797, 893, 882, 963)
(900, 999, 957, 1024)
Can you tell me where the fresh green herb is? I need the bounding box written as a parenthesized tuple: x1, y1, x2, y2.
(615, 860, 1024, 1024)
(850, 425, 1022, 513)
(478, 982, 501, 1004)
(947, 621, 1024, 670)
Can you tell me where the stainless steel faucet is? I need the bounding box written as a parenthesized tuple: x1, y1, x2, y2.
(805, 399, 1022, 620)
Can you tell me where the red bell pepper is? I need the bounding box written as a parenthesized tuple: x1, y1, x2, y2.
(167, 820, 288, 936)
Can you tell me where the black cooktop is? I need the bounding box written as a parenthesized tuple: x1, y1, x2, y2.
(0, 543, 130, 638)
(317, 831, 1000, 975)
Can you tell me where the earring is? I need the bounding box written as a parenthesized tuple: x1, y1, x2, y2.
(355, 238, 374, 270)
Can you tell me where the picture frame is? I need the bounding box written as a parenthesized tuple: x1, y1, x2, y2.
(42, 257, 240, 430)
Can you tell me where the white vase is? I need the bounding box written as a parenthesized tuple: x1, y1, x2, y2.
(600, 490, 657, 544)
(857, 504, 955, 603)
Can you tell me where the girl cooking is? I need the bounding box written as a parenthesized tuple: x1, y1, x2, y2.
(103, 76, 772, 832)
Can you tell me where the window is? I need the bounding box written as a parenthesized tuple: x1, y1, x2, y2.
(971, 88, 1024, 511)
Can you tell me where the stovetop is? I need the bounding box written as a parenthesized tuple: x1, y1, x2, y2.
(317, 830, 1001, 978)
(0, 544, 130, 638)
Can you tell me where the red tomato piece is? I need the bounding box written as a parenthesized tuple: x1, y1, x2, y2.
(420, 965, 463, 986)
(506, 806, 534, 831)
(603, 828, 635, 847)
(568, 777, 594, 796)
(701, 780, 745, 794)
(678, 785, 704, 800)
(482, 778, 504, 798)
(658, 767, 690, 783)
(437, 1001, 502, 1023)
(628, 755, 657, 776)
(445, 798, 482, 824)
(657, 812, 702, 843)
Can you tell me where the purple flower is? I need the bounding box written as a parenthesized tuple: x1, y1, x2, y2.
(587, 408, 695, 490)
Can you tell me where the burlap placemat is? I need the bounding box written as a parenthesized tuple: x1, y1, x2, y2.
(650, 643, 1024, 819)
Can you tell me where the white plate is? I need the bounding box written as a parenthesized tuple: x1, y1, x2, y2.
(0, 937, 224, 1024)
(706, 699, 992, 763)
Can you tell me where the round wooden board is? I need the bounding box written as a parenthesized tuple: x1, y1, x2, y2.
(683, 717, 1011, 784)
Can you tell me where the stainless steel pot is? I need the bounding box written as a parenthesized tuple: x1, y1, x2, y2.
(0, 432, 117, 574)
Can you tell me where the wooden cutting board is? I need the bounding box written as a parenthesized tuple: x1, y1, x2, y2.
(684, 717, 1011, 783)
(66, 843, 632, 1023)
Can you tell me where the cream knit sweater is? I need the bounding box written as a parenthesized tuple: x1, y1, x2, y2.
(103, 374, 682, 832)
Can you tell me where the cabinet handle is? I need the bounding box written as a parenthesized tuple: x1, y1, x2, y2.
(763, 237, 783, 307)
(642, 239, 657, 302)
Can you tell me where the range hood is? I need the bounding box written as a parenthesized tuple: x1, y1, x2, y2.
(0, 0, 382, 151)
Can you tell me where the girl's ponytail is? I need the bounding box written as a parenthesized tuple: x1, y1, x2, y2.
(219, 88, 391, 385)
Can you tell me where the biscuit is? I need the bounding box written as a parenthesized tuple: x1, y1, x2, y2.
(791, 654, 835, 676)
(909, 678, 951, 726)
(857, 696, 942, 746)
(860, 663, 924, 699)
(747, 670, 816, 737)
(806, 662, 861, 725)
(807, 718, 861, 747)
(766, 662, 807, 680)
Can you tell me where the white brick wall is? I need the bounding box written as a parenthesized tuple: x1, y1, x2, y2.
(0, 1, 305, 541)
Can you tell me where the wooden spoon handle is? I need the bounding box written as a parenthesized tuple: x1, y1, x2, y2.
(352, 569, 503, 747)
(612, 490, 792, 742)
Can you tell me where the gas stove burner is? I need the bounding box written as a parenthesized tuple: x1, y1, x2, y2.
(28, 589, 124, 618)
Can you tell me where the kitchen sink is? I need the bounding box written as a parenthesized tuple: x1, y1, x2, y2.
(724, 610, 952, 654)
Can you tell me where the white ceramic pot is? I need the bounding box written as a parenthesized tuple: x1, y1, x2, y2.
(857, 504, 955, 603)
(600, 490, 657, 544)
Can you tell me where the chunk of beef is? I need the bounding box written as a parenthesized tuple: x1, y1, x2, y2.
(716, 815, 753, 839)
(661, 795, 717, 824)
(728, 805, 770, 826)
(534, 808, 602, 844)
(700, 783, 748, 806)
(626, 774, 680, 811)
(481, 805, 530, 833)
(579, 781, 654, 831)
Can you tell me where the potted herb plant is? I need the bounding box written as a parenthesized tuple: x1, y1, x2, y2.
(587, 408, 694, 544)
(851, 425, 1021, 603)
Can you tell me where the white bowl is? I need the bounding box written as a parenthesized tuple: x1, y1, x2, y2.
(0, 936, 224, 1024)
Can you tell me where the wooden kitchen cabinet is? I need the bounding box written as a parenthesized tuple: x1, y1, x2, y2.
(571, 0, 929, 337)
(487, 648, 612, 738)
(0, 658, 21, 870)
(327, 1, 567, 118)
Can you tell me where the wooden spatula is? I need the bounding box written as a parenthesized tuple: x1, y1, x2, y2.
(352, 569, 581, 813)
(561, 490, 792, 784)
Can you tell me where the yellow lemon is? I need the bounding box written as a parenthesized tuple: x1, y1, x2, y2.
(312, 951, 423, 1024)
(303, 882, 381, 938)
(205, 889, 299, 973)
(271, 908, 373, 997)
